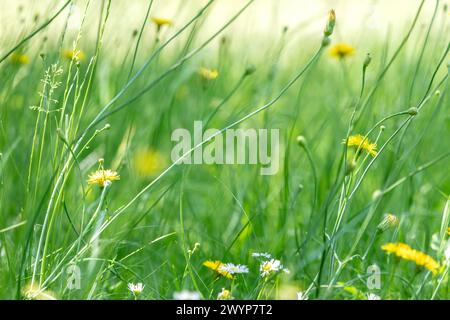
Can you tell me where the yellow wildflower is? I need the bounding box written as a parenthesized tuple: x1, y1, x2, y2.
(344, 134, 377, 157)
(175, 85, 188, 100)
(63, 49, 86, 62)
(10, 52, 30, 65)
(87, 169, 120, 187)
(329, 43, 355, 59)
(199, 67, 219, 81)
(203, 260, 234, 279)
(133, 148, 166, 177)
(151, 17, 173, 28)
(447, 227, 450, 236)
(381, 242, 441, 275)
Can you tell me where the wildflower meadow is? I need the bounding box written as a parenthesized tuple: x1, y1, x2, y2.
(0, 0, 449, 301)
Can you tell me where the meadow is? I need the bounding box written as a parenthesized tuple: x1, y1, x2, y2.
(0, 0, 449, 300)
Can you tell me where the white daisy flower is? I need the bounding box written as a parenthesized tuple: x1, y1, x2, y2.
(367, 293, 381, 300)
(127, 282, 144, 296)
(173, 290, 201, 300)
(259, 259, 288, 278)
(219, 263, 249, 275)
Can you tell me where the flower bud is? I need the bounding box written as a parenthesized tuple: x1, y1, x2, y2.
(372, 189, 383, 200)
(345, 158, 357, 175)
(221, 36, 227, 45)
(407, 107, 418, 116)
(323, 10, 336, 37)
(377, 213, 399, 233)
(244, 64, 256, 76)
(296, 135, 307, 148)
(363, 53, 372, 68)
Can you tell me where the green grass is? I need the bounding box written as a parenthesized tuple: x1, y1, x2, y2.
(0, 0, 449, 300)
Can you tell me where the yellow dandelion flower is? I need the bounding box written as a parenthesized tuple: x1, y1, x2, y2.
(63, 49, 86, 62)
(344, 134, 377, 157)
(203, 260, 234, 279)
(329, 43, 355, 59)
(87, 169, 120, 187)
(199, 67, 219, 81)
(151, 17, 173, 28)
(447, 227, 450, 236)
(175, 85, 189, 100)
(133, 148, 166, 177)
(10, 52, 30, 65)
(382, 242, 441, 275)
